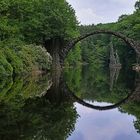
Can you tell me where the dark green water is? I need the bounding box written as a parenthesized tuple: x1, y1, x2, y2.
(0, 64, 140, 140)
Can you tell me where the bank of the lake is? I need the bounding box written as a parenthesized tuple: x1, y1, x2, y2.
(0, 0, 80, 77)
(0, 43, 52, 76)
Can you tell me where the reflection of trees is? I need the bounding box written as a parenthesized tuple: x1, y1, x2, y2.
(120, 100, 140, 134)
(0, 76, 13, 99)
(1, 65, 140, 139)
(64, 64, 140, 133)
(63, 65, 136, 111)
(66, 82, 132, 111)
(109, 66, 121, 91)
(120, 74, 140, 134)
(64, 66, 82, 97)
(65, 64, 134, 104)
(135, 120, 140, 134)
(0, 74, 52, 101)
(0, 75, 78, 140)
(0, 98, 77, 140)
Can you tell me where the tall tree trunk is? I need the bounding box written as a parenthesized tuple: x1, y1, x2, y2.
(45, 39, 63, 100)
(45, 38, 62, 71)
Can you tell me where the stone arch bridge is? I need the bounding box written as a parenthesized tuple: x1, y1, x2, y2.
(46, 29, 140, 110)
(60, 29, 140, 66)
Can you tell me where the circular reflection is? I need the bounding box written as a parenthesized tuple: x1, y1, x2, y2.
(65, 81, 134, 111)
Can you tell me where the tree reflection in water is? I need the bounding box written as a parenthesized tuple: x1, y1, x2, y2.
(0, 64, 140, 139)
(0, 74, 78, 140)
(65, 64, 140, 135)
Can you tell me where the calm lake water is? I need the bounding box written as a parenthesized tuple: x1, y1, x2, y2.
(0, 64, 140, 140)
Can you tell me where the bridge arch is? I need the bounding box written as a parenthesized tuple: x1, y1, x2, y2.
(63, 81, 133, 111)
(60, 30, 140, 64)
(70, 91, 131, 111)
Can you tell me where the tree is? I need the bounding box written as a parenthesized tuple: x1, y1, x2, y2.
(0, 0, 78, 43)
(135, 0, 140, 10)
(0, 0, 80, 71)
(118, 14, 128, 22)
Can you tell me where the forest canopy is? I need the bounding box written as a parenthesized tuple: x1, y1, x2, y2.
(0, 0, 79, 76)
(0, 0, 78, 43)
(79, 1, 140, 66)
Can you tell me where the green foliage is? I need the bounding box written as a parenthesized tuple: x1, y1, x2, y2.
(65, 44, 82, 66)
(64, 65, 82, 96)
(118, 14, 128, 22)
(16, 45, 52, 73)
(135, 0, 140, 10)
(0, 74, 52, 101)
(0, 75, 78, 140)
(0, 43, 52, 76)
(79, 25, 110, 65)
(65, 64, 133, 102)
(79, 3, 140, 66)
(0, 0, 78, 43)
(0, 0, 79, 76)
(0, 50, 13, 76)
(2, 46, 23, 74)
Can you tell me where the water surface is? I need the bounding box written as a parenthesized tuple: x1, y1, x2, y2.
(0, 64, 140, 140)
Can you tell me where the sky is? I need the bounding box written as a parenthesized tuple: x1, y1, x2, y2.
(66, 0, 137, 25)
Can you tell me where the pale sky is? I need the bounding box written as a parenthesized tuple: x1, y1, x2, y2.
(66, 0, 137, 25)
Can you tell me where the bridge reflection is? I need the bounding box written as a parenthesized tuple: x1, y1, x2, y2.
(45, 69, 138, 111)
